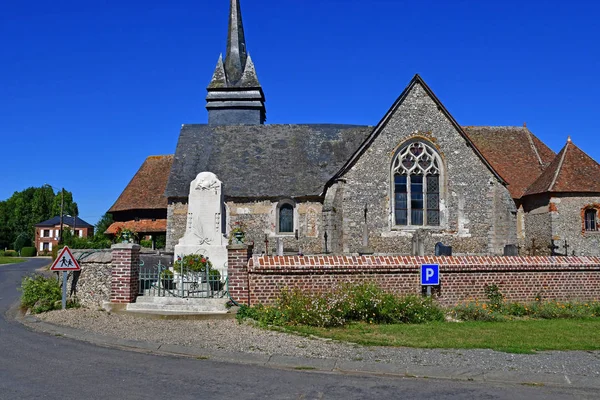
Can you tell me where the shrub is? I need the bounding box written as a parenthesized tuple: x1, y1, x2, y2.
(237, 282, 445, 328)
(155, 234, 166, 250)
(52, 246, 60, 260)
(4, 250, 17, 257)
(452, 302, 505, 322)
(20, 247, 37, 257)
(174, 254, 212, 274)
(484, 283, 504, 312)
(20, 274, 62, 313)
(0, 250, 4, 257)
(140, 239, 153, 248)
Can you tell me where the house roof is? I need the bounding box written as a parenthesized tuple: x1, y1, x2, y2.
(164, 124, 373, 198)
(325, 75, 506, 191)
(524, 138, 600, 196)
(463, 126, 556, 199)
(36, 215, 94, 228)
(105, 219, 168, 235)
(109, 155, 173, 213)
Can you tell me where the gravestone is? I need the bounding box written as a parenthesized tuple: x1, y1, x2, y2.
(503, 244, 518, 256)
(435, 242, 452, 256)
(174, 172, 228, 275)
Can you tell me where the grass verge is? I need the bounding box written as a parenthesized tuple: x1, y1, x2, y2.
(284, 319, 600, 354)
(0, 257, 26, 264)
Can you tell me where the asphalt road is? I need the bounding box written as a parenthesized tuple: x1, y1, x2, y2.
(0, 258, 596, 399)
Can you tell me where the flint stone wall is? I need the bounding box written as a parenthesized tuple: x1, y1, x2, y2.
(166, 199, 188, 252)
(337, 82, 517, 255)
(551, 194, 600, 257)
(67, 250, 112, 307)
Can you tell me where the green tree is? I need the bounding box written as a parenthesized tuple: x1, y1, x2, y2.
(0, 186, 79, 250)
(51, 190, 78, 218)
(94, 213, 114, 237)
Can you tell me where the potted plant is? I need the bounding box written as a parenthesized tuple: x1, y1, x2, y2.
(115, 227, 138, 244)
(174, 254, 212, 274)
(229, 220, 246, 244)
(160, 269, 175, 290)
(208, 268, 223, 291)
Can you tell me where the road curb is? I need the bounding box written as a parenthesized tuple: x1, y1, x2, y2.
(13, 307, 600, 390)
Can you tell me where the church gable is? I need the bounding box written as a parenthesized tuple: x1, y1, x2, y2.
(328, 75, 515, 255)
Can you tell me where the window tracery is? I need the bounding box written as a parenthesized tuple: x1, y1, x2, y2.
(392, 141, 441, 227)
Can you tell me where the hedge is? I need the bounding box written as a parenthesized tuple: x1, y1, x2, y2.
(20, 247, 37, 257)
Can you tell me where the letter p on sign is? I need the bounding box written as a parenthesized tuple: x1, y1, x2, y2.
(421, 264, 440, 286)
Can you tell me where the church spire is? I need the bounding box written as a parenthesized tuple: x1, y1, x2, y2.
(224, 0, 247, 85)
(206, 0, 266, 125)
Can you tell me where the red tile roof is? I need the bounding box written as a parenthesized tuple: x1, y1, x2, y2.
(525, 138, 600, 196)
(105, 219, 167, 235)
(109, 155, 173, 212)
(463, 126, 556, 199)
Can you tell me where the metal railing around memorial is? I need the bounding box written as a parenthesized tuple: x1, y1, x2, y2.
(138, 259, 228, 299)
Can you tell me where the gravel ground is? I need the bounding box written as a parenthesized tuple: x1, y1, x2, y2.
(37, 308, 600, 378)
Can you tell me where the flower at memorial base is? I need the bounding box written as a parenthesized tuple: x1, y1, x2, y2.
(175, 254, 212, 273)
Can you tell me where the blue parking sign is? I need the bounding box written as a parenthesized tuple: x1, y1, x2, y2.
(421, 264, 440, 286)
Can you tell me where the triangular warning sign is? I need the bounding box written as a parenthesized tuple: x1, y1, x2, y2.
(50, 246, 81, 271)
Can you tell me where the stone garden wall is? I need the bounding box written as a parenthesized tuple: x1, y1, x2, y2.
(68, 250, 112, 307)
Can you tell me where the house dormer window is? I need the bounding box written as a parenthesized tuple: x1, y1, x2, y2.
(584, 208, 598, 231)
(392, 141, 442, 227)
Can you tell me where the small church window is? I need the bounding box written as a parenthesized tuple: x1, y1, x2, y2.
(278, 203, 294, 233)
(392, 141, 442, 227)
(585, 209, 597, 231)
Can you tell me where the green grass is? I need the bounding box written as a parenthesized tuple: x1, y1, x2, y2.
(0, 257, 26, 264)
(285, 319, 600, 354)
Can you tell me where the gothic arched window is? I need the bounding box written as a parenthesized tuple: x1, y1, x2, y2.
(392, 141, 442, 227)
(277, 201, 295, 234)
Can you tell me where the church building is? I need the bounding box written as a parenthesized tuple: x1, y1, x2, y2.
(108, 0, 600, 257)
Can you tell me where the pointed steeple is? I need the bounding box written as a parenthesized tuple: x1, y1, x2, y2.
(206, 0, 266, 125)
(224, 0, 247, 85)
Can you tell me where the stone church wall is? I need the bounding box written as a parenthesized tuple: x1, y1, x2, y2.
(323, 183, 344, 254)
(551, 194, 600, 256)
(166, 200, 188, 252)
(338, 82, 516, 255)
(166, 198, 324, 255)
(522, 194, 553, 255)
(227, 200, 324, 255)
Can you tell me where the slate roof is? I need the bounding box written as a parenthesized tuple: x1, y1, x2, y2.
(463, 126, 556, 199)
(109, 155, 173, 212)
(105, 219, 167, 235)
(36, 215, 93, 228)
(164, 124, 374, 198)
(524, 139, 600, 196)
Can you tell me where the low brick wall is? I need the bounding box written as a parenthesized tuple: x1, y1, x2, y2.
(229, 254, 600, 307)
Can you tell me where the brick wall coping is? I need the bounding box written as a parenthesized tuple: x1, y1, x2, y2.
(249, 255, 600, 274)
(112, 243, 141, 250)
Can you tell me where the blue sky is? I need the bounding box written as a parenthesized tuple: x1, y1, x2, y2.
(2, 0, 599, 225)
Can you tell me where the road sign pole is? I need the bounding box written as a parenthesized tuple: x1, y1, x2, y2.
(62, 271, 67, 310)
(426, 285, 431, 297)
